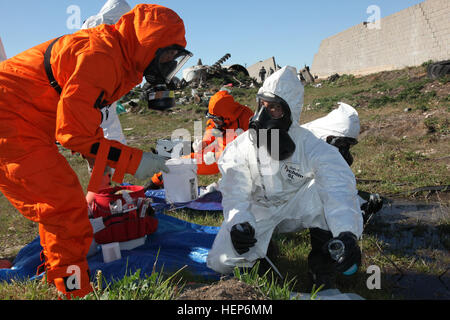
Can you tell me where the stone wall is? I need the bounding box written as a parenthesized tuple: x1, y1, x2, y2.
(247, 57, 279, 83)
(311, 0, 450, 78)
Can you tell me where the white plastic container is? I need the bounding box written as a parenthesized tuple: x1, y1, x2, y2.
(163, 158, 198, 203)
(101, 242, 121, 263)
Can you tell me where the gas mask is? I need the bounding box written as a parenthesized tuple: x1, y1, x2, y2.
(143, 44, 193, 111)
(249, 93, 296, 161)
(206, 112, 225, 130)
(326, 136, 358, 166)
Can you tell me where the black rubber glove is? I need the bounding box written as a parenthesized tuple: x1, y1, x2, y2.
(324, 232, 361, 273)
(361, 193, 383, 215)
(230, 222, 257, 255)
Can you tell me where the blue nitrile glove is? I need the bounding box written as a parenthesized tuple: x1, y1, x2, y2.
(325, 232, 361, 275)
(230, 222, 257, 255)
(134, 152, 169, 180)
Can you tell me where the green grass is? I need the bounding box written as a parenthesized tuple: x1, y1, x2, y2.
(233, 261, 299, 300)
(85, 265, 186, 300)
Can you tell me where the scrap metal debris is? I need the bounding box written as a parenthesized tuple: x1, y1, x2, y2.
(181, 53, 256, 89)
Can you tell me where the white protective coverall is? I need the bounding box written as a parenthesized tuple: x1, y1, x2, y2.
(301, 102, 360, 141)
(207, 66, 363, 274)
(81, 0, 131, 145)
(301, 102, 372, 209)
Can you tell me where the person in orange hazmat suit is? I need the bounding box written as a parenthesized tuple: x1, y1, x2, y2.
(147, 90, 254, 189)
(0, 4, 192, 298)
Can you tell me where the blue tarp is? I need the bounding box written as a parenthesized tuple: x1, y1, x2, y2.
(0, 189, 224, 284)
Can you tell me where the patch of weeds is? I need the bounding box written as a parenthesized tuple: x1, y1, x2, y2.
(424, 116, 449, 134)
(166, 208, 223, 227)
(0, 277, 59, 300)
(311, 93, 356, 112)
(327, 74, 360, 87)
(372, 81, 394, 92)
(402, 151, 427, 163)
(368, 95, 396, 108)
(438, 74, 450, 85)
(351, 88, 370, 95)
(421, 60, 434, 67)
(416, 104, 429, 112)
(368, 78, 436, 108)
(85, 265, 185, 300)
(233, 261, 298, 300)
(396, 79, 429, 100)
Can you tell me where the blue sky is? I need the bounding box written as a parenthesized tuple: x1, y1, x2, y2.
(0, 0, 424, 71)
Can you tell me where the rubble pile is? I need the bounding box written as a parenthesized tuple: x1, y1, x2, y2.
(181, 53, 257, 90)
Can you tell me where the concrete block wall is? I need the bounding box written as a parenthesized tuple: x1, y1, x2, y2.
(247, 57, 279, 83)
(311, 0, 450, 78)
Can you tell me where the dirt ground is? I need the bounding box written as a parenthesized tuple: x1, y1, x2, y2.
(177, 278, 268, 300)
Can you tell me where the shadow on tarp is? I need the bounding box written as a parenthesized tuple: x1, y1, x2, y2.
(0, 189, 223, 284)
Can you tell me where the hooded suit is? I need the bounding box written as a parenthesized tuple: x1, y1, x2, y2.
(196, 90, 254, 175)
(0, 4, 186, 297)
(207, 67, 363, 274)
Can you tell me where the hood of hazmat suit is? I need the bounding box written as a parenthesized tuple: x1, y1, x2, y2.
(207, 90, 252, 128)
(207, 67, 363, 274)
(301, 102, 360, 140)
(302, 103, 371, 210)
(82, 0, 132, 29)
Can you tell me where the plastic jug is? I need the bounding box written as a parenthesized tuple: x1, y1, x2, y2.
(163, 158, 198, 203)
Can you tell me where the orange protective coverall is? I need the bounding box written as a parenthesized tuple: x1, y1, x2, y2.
(150, 90, 254, 187)
(195, 90, 254, 175)
(0, 4, 186, 298)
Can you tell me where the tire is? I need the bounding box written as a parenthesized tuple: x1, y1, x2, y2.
(427, 60, 450, 80)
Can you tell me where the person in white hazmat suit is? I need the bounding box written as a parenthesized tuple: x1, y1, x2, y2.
(207, 66, 363, 289)
(82, 0, 131, 204)
(301, 102, 383, 220)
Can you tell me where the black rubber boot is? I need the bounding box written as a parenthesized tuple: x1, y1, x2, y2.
(307, 228, 337, 291)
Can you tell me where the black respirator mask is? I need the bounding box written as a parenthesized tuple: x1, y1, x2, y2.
(326, 136, 358, 166)
(206, 112, 226, 131)
(143, 44, 193, 111)
(249, 93, 296, 161)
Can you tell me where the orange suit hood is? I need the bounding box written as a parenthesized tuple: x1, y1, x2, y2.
(208, 91, 245, 124)
(50, 4, 187, 104)
(113, 4, 187, 74)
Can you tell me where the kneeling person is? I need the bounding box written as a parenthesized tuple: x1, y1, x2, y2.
(206, 67, 363, 289)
